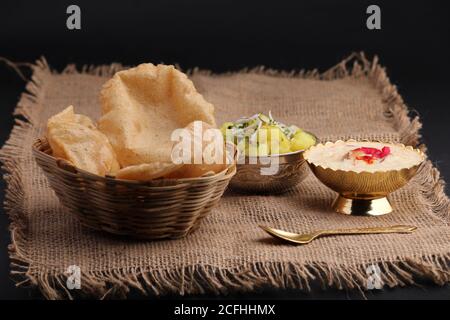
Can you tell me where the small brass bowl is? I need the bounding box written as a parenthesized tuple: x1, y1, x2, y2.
(303, 140, 426, 216)
(229, 133, 318, 194)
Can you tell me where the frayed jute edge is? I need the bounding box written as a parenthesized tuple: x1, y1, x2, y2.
(0, 53, 449, 299)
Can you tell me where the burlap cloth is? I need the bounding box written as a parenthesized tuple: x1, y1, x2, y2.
(1, 53, 449, 299)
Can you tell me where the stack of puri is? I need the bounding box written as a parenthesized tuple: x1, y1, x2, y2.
(46, 64, 231, 181)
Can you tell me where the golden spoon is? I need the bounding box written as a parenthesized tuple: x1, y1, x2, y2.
(259, 225, 417, 245)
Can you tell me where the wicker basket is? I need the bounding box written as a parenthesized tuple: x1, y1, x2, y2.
(32, 138, 236, 240)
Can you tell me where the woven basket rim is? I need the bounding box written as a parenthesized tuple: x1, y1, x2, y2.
(32, 137, 237, 186)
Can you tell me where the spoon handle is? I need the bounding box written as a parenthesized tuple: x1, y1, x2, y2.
(321, 225, 417, 236)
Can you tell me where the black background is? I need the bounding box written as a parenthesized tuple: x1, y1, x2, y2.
(0, 0, 449, 299)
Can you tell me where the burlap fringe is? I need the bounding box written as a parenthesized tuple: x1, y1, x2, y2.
(0, 54, 449, 299)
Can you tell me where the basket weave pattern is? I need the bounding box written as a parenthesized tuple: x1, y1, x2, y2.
(32, 138, 236, 239)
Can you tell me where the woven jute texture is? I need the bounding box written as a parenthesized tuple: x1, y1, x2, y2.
(1, 53, 449, 299)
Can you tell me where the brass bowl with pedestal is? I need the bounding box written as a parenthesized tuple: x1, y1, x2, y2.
(303, 140, 426, 216)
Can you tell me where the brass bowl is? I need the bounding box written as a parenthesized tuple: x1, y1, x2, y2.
(303, 140, 426, 216)
(229, 133, 318, 194)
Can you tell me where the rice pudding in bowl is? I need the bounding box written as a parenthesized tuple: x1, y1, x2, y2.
(303, 140, 425, 216)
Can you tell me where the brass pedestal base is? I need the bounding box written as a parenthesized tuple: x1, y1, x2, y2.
(332, 195, 392, 216)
